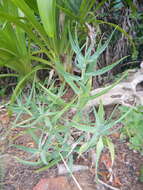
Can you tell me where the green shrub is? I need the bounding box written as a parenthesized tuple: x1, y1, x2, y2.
(120, 106, 143, 153)
(9, 55, 129, 182)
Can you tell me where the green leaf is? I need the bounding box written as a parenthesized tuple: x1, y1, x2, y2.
(37, 0, 56, 38)
(71, 121, 97, 133)
(11, 0, 48, 44)
(87, 29, 116, 72)
(79, 0, 95, 20)
(0, 11, 47, 50)
(98, 101, 105, 123)
(40, 150, 49, 165)
(88, 71, 128, 101)
(95, 137, 104, 181)
(35, 158, 61, 172)
(30, 56, 53, 66)
(38, 83, 66, 106)
(86, 56, 128, 77)
(55, 62, 81, 95)
(105, 137, 115, 166)
(0, 73, 18, 78)
(114, 107, 133, 125)
(15, 157, 42, 166)
(24, 0, 38, 13)
(79, 133, 98, 154)
(26, 129, 39, 145)
(67, 0, 82, 14)
(79, 143, 89, 155)
(53, 97, 77, 123)
(10, 65, 45, 104)
(13, 145, 38, 154)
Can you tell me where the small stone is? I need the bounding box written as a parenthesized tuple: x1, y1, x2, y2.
(33, 176, 72, 190)
(96, 183, 106, 190)
(140, 61, 143, 69)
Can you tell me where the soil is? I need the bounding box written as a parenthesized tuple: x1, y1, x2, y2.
(1, 106, 143, 190)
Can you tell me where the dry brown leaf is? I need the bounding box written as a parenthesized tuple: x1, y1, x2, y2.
(101, 154, 112, 169)
(113, 176, 122, 187)
(0, 113, 10, 124)
(110, 132, 120, 138)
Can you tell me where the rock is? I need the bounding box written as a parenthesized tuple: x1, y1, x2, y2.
(84, 69, 143, 109)
(33, 176, 72, 190)
(58, 164, 89, 175)
(96, 183, 106, 190)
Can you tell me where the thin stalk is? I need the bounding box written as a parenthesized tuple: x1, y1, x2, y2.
(59, 153, 83, 190)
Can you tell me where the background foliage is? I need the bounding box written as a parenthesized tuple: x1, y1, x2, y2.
(120, 106, 143, 153)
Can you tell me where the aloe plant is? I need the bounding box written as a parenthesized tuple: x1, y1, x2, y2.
(9, 71, 130, 180)
(9, 24, 130, 176)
